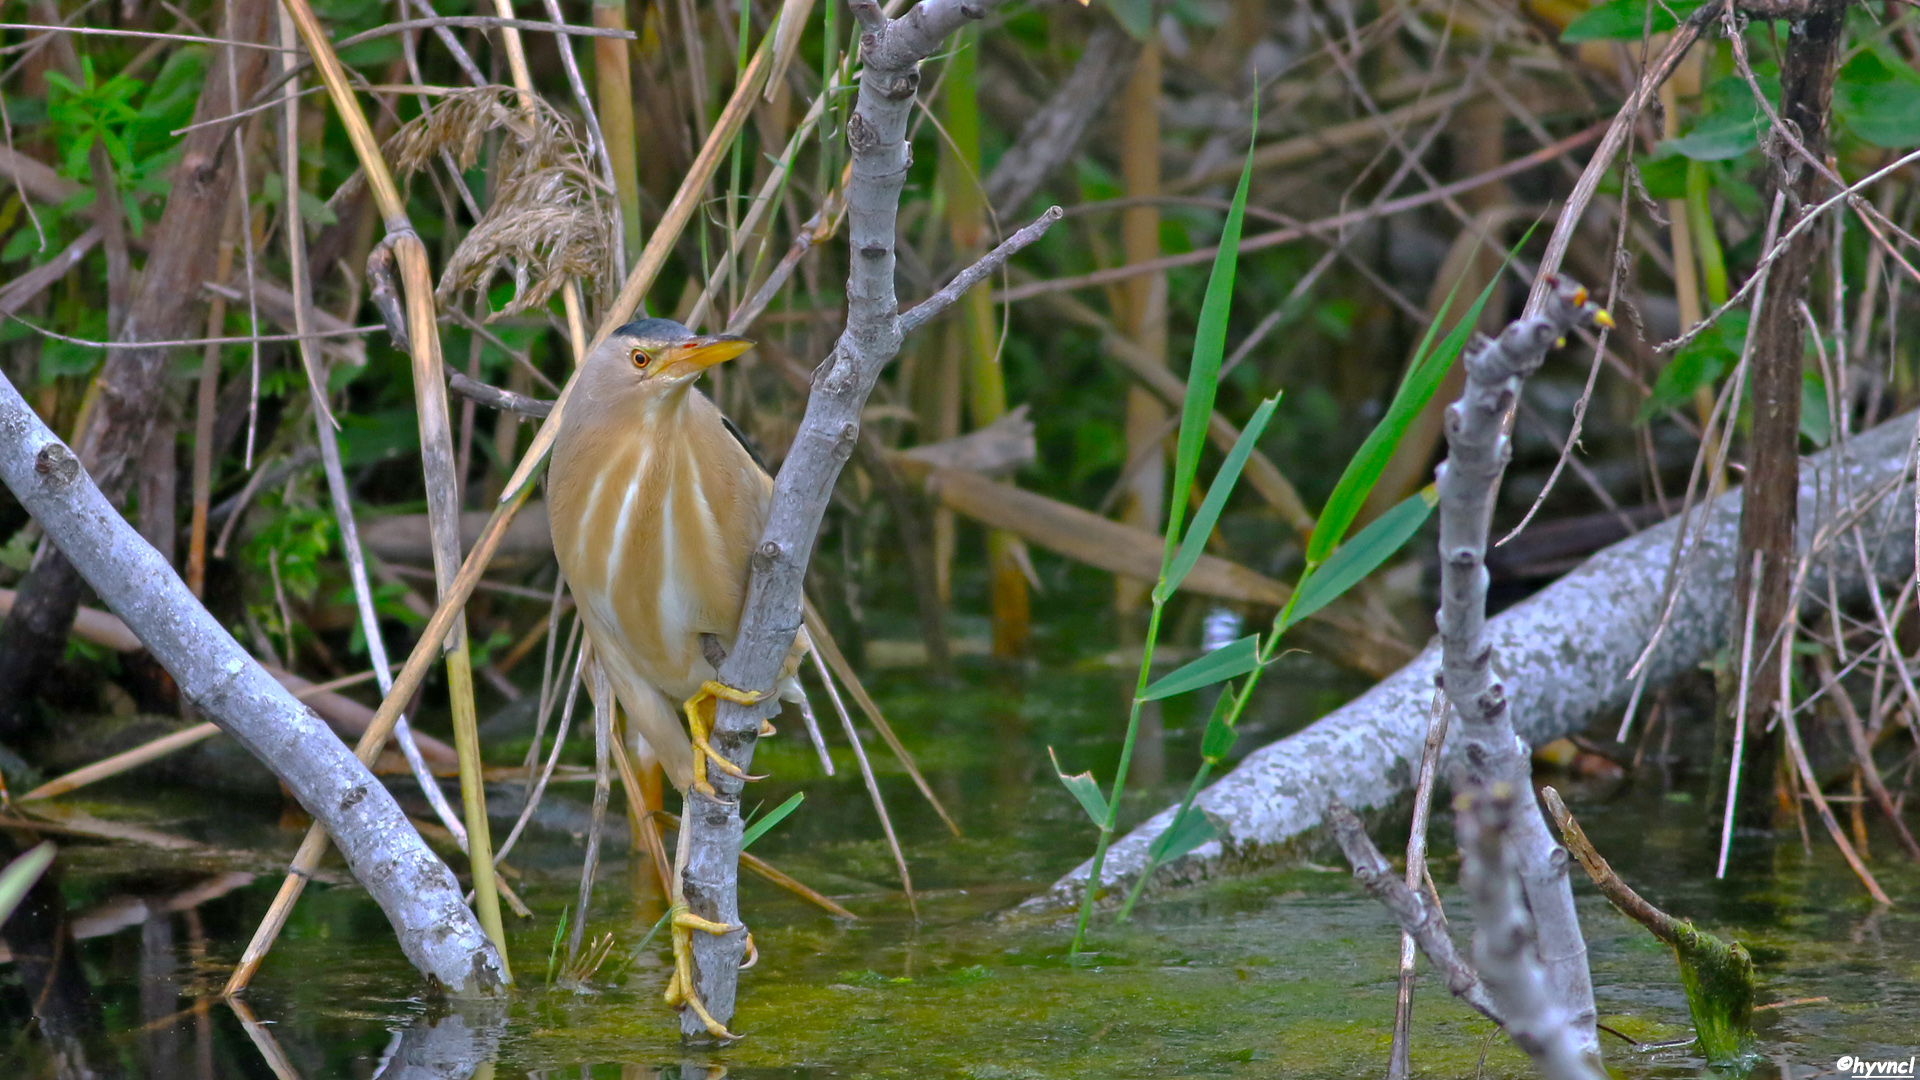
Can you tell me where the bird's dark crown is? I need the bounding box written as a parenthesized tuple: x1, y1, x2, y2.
(612, 317, 698, 350)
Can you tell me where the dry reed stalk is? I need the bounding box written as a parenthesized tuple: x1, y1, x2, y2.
(684, 74, 847, 332)
(802, 600, 959, 836)
(609, 729, 674, 896)
(18, 667, 395, 802)
(1114, 38, 1166, 627)
(564, 657, 616, 972)
(941, 25, 1028, 658)
(1388, 690, 1450, 1079)
(1778, 620, 1891, 905)
(496, 29, 777, 500)
(228, 997, 301, 1080)
(397, 224, 513, 980)
(591, 0, 641, 268)
(280, 6, 468, 847)
(186, 198, 242, 597)
(810, 647, 918, 917)
(228, 0, 507, 993)
(1818, 653, 1920, 860)
(651, 808, 857, 920)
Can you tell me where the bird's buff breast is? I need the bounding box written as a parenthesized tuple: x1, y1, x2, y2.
(547, 390, 769, 699)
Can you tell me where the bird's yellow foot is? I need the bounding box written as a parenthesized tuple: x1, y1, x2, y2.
(684, 680, 773, 796)
(664, 901, 742, 1039)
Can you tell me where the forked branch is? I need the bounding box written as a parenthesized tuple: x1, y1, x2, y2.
(681, 0, 1047, 1038)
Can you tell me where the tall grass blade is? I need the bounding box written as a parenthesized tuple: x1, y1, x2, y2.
(1283, 487, 1437, 631)
(742, 792, 805, 851)
(1144, 634, 1260, 700)
(1305, 228, 1532, 564)
(1158, 393, 1281, 602)
(1163, 98, 1259, 567)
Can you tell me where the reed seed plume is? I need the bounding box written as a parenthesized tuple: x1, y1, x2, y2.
(339, 85, 614, 319)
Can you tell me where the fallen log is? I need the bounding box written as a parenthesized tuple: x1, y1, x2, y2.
(1020, 411, 1920, 914)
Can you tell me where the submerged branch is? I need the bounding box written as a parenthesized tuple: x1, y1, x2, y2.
(1326, 800, 1501, 1023)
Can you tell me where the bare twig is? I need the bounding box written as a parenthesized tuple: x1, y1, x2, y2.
(996, 122, 1607, 304)
(1388, 691, 1450, 1079)
(1326, 800, 1501, 1023)
(1819, 653, 1920, 860)
(1778, 621, 1892, 905)
(1435, 277, 1609, 1050)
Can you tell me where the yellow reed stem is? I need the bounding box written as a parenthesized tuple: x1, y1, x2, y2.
(233, 0, 509, 991)
(592, 0, 643, 267)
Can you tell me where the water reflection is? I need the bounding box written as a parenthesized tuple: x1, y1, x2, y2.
(2, 654, 1914, 1080)
(1, 833, 120, 1080)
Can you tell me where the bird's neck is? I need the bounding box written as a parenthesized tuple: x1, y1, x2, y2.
(634, 382, 706, 429)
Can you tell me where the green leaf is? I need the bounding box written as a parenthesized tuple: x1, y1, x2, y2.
(1144, 634, 1261, 701)
(1561, 0, 1703, 42)
(1636, 151, 1690, 199)
(741, 792, 804, 851)
(0, 842, 55, 927)
(1049, 747, 1110, 826)
(1659, 74, 1775, 163)
(1636, 310, 1746, 425)
(1146, 808, 1217, 863)
(1284, 488, 1436, 632)
(1157, 393, 1281, 602)
(1800, 369, 1830, 448)
(1199, 692, 1239, 762)
(1163, 97, 1258, 572)
(1663, 111, 1761, 161)
(1835, 49, 1920, 149)
(1306, 230, 1525, 566)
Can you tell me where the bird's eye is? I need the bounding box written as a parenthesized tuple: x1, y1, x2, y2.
(630, 348, 650, 369)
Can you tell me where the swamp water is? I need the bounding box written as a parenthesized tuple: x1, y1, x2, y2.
(5, 649, 1917, 1078)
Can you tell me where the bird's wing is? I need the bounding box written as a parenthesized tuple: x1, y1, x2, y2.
(720, 412, 771, 474)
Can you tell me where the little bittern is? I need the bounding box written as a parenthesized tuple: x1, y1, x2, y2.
(548, 317, 805, 1037)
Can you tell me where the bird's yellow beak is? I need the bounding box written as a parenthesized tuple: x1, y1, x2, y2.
(657, 335, 753, 381)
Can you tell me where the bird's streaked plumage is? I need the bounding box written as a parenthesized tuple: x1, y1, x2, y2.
(547, 318, 806, 794)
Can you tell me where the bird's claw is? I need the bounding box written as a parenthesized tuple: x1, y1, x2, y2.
(665, 901, 743, 1039)
(684, 680, 774, 793)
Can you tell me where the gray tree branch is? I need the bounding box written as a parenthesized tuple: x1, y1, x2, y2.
(1456, 786, 1605, 1080)
(1433, 276, 1607, 1051)
(679, 0, 1036, 1037)
(1325, 800, 1500, 1023)
(0, 371, 506, 995)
